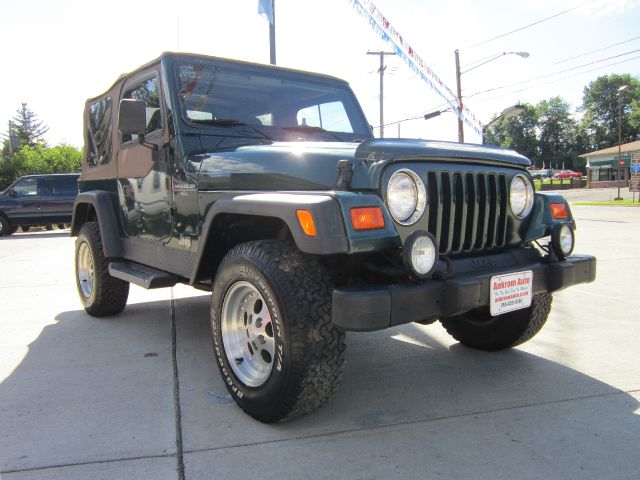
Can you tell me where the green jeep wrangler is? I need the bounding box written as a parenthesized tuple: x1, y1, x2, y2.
(72, 52, 596, 422)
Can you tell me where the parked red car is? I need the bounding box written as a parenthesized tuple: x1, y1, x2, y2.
(552, 170, 582, 179)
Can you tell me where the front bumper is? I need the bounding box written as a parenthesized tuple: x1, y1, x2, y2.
(332, 250, 596, 331)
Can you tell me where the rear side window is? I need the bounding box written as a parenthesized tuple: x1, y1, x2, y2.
(42, 177, 78, 196)
(87, 96, 113, 167)
(122, 76, 162, 143)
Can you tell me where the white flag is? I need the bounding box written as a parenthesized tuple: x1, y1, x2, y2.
(258, 0, 274, 25)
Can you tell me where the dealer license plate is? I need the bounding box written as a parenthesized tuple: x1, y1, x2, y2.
(490, 270, 533, 316)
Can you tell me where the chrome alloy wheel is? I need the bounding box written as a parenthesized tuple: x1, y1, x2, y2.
(221, 281, 276, 388)
(77, 242, 95, 299)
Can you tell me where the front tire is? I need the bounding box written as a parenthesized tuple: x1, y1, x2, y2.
(211, 240, 346, 422)
(0, 215, 13, 236)
(75, 222, 129, 317)
(440, 293, 552, 351)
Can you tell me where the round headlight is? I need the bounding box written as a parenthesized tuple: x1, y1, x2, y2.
(510, 174, 535, 219)
(402, 231, 438, 278)
(551, 223, 574, 259)
(386, 169, 426, 225)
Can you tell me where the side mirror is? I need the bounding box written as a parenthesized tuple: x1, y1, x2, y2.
(8, 188, 16, 197)
(118, 99, 147, 136)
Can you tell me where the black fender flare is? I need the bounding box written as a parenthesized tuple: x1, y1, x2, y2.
(524, 193, 576, 242)
(190, 193, 349, 283)
(71, 191, 123, 258)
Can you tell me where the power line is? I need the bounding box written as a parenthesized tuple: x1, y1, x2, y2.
(470, 54, 640, 107)
(373, 102, 449, 129)
(552, 35, 640, 65)
(463, 0, 599, 51)
(466, 47, 640, 99)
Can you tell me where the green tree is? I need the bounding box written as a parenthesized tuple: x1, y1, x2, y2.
(0, 144, 82, 190)
(0, 155, 24, 191)
(484, 103, 539, 162)
(16, 144, 82, 175)
(629, 98, 640, 132)
(580, 74, 639, 151)
(537, 97, 576, 169)
(6, 103, 49, 149)
(570, 122, 591, 174)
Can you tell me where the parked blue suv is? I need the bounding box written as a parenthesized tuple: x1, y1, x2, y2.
(0, 174, 79, 236)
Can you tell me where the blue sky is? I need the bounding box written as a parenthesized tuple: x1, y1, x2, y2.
(1, 0, 638, 147)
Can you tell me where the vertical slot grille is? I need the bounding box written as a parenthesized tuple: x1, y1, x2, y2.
(423, 170, 509, 255)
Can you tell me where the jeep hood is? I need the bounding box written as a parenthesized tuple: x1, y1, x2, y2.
(195, 138, 530, 191)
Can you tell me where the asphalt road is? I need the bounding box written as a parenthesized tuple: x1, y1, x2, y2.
(1, 194, 639, 479)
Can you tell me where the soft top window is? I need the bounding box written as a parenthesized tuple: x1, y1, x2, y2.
(87, 96, 113, 167)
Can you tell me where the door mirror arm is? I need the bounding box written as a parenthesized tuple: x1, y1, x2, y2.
(137, 135, 160, 162)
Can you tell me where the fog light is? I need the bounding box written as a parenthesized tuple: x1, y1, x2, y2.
(402, 231, 438, 278)
(551, 224, 574, 259)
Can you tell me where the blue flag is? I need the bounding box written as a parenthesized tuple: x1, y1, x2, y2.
(258, 0, 274, 25)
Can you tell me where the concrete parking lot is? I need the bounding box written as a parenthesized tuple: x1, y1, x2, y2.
(1, 191, 639, 479)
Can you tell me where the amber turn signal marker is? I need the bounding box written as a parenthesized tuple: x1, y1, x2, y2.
(296, 210, 317, 236)
(550, 203, 568, 219)
(350, 207, 385, 230)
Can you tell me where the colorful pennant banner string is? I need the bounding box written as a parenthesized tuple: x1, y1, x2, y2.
(348, 0, 484, 136)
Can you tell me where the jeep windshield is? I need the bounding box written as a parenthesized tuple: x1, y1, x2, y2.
(174, 61, 372, 142)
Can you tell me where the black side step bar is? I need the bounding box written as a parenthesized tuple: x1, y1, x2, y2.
(108, 261, 180, 289)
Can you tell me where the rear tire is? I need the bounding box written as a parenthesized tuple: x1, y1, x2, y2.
(211, 240, 346, 422)
(75, 221, 129, 316)
(440, 293, 552, 351)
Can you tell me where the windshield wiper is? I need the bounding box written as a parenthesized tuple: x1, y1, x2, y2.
(282, 125, 344, 141)
(282, 125, 328, 132)
(190, 117, 275, 141)
(190, 118, 246, 126)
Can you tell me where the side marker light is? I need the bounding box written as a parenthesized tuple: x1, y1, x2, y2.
(296, 210, 317, 236)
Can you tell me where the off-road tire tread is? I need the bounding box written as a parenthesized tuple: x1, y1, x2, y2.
(510, 292, 552, 347)
(440, 293, 552, 351)
(76, 222, 129, 317)
(215, 240, 346, 422)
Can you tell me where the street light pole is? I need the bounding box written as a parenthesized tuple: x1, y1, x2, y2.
(367, 50, 396, 138)
(616, 84, 629, 200)
(455, 50, 464, 143)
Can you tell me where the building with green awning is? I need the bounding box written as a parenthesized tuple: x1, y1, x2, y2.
(580, 140, 639, 188)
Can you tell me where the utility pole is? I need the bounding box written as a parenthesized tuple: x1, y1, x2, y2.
(455, 49, 464, 143)
(7, 121, 15, 157)
(367, 50, 395, 138)
(454, 49, 529, 143)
